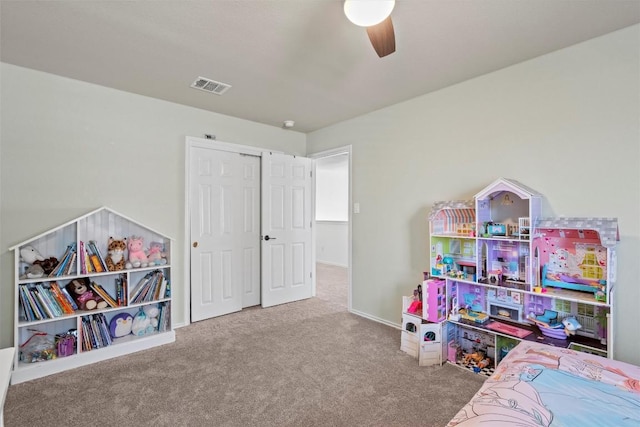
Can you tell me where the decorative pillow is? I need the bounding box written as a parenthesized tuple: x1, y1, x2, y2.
(109, 312, 133, 338)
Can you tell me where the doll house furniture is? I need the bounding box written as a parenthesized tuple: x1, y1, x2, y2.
(404, 178, 618, 374)
(10, 207, 174, 384)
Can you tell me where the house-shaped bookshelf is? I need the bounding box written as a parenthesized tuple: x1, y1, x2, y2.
(10, 207, 175, 384)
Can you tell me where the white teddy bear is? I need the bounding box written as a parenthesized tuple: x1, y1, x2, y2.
(131, 305, 160, 336)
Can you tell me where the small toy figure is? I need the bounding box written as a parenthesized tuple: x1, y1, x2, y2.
(126, 235, 148, 269)
(66, 278, 107, 310)
(477, 355, 491, 369)
(463, 349, 487, 366)
(562, 316, 582, 336)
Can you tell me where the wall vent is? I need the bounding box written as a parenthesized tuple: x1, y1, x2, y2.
(190, 77, 231, 95)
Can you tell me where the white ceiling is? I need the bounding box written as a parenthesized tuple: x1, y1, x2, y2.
(1, 0, 639, 133)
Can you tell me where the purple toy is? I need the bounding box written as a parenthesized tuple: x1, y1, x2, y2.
(109, 312, 133, 338)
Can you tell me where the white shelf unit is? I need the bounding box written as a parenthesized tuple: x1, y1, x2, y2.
(10, 207, 175, 384)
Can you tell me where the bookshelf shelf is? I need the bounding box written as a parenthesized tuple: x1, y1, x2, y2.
(10, 207, 175, 384)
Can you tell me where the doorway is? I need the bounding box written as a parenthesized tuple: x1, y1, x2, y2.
(310, 146, 352, 310)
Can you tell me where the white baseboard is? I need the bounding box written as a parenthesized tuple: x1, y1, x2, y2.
(349, 308, 402, 330)
(316, 260, 348, 268)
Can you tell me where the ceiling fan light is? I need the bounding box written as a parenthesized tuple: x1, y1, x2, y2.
(344, 0, 395, 27)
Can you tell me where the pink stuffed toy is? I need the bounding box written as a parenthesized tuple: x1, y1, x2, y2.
(125, 235, 148, 268)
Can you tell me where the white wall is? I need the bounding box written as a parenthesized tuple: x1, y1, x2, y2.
(315, 155, 349, 221)
(315, 154, 349, 267)
(0, 63, 306, 348)
(307, 25, 640, 364)
(316, 222, 348, 267)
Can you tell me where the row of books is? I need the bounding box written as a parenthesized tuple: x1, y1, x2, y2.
(48, 243, 77, 277)
(80, 313, 113, 351)
(19, 282, 78, 322)
(130, 270, 170, 304)
(19, 275, 130, 322)
(89, 281, 119, 308)
(80, 240, 109, 274)
(42, 240, 108, 279)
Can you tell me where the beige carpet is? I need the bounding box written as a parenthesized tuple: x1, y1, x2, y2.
(4, 264, 485, 426)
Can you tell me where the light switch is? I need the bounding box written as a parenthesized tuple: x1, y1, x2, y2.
(353, 202, 360, 214)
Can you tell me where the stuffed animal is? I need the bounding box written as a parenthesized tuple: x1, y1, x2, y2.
(66, 278, 107, 310)
(105, 237, 127, 271)
(126, 236, 148, 269)
(143, 305, 160, 330)
(146, 241, 167, 266)
(20, 264, 44, 280)
(131, 309, 154, 336)
(33, 257, 59, 276)
(19, 246, 46, 279)
(109, 312, 133, 338)
(20, 245, 45, 264)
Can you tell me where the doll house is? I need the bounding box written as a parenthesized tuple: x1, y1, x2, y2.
(419, 179, 618, 374)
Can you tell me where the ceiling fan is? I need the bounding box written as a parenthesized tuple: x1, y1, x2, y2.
(344, 0, 396, 58)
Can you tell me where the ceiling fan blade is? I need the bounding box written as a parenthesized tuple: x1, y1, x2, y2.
(366, 16, 396, 58)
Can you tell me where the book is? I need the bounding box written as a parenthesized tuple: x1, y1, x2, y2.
(130, 272, 154, 303)
(157, 276, 168, 300)
(121, 275, 128, 306)
(21, 285, 44, 320)
(50, 282, 75, 314)
(81, 317, 93, 351)
(85, 242, 105, 273)
(36, 284, 62, 317)
(31, 286, 54, 319)
(49, 243, 77, 277)
(18, 286, 35, 321)
(115, 277, 123, 306)
(79, 241, 94, 274)
(63, 251, 77, 276)
(88, 241, 108, 272)
(96, 313, 113, 346)
(59, 285, 79, 310)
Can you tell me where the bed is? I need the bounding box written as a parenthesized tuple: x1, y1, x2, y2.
(446, 341, 640, 426)
(541, 264, 603, 294)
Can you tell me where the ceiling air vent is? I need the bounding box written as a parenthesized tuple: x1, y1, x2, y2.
(190, 76, 231, 95)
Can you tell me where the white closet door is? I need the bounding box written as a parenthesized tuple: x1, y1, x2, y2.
(261, 152, 313, 308)
(190, 147, 260, 321)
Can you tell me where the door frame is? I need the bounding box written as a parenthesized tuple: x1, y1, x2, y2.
(184, 137, 285, 324)
(308, 145, 353, 312)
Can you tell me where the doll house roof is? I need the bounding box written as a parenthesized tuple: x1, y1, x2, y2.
(428, 200, 475, 222)
(9, 206, 172, 250)
(535, 217, 619, 248)
(474, 177, 543, 201)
